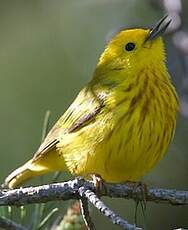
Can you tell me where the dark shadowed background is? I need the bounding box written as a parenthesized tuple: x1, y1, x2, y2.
(0, 0, 187, 229)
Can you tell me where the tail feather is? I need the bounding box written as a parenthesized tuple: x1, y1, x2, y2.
(4, 160, 48, 189)
(4, 150, 67, 189)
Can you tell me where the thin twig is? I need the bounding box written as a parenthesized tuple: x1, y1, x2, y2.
(79, 186, 141, 230)
(0, 216, 28, 230)
(79, 198, 95, 230)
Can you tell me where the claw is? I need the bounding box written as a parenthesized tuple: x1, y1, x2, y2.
(126, 181, 148, 225)
(91, 174, 104, 196)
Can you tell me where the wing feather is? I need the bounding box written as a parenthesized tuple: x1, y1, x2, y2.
(33, 86, 105, 161)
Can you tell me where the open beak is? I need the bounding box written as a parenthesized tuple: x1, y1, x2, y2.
(145, 15, 171, 42)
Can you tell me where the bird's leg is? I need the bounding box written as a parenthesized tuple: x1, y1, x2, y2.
(126, 181, 148, 208)
(135, 181, 147, 207)
(136, 182, 147, 219)
(77, 174, 104, 196)
(134, 182, 148, 227)
(90, 174, 104, 196)
(126, 181, 148, 225)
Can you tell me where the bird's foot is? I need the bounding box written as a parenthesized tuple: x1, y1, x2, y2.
(76, 174, 104, 196)
(126, 181, 148, 208)
(90, 174, 104, 196)
(136, 181, 147, 204)
(125, 181, 148, 225)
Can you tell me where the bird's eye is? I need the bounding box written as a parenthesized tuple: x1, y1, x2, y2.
(125, 42, 136, 51)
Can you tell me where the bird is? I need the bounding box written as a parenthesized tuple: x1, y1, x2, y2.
(4, 16, 179, 189)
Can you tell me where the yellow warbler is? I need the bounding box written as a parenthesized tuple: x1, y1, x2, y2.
(5, 16, 179, 189)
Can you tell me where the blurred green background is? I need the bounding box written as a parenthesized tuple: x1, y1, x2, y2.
(0, 0, 188, 229)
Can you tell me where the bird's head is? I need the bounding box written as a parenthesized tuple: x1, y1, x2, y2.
(95, 16, 171, 80)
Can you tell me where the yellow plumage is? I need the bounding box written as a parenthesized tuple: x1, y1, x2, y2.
(5, 18, 179, 189)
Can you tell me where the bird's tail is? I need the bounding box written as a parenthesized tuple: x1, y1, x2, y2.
(4, 160, 48, 189)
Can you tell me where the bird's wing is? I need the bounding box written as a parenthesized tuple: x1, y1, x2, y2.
(33, 86, 105, 161)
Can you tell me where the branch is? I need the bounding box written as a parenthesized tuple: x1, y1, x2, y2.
(0, 178, 187, 230)
(0, 178, 187, 206)
(79, 198, 96, 230)
(79, 186, 141, 230)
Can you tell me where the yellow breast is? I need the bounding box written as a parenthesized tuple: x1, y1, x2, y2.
(61, 68, 178, 183)
(94, 70, 178, 182)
